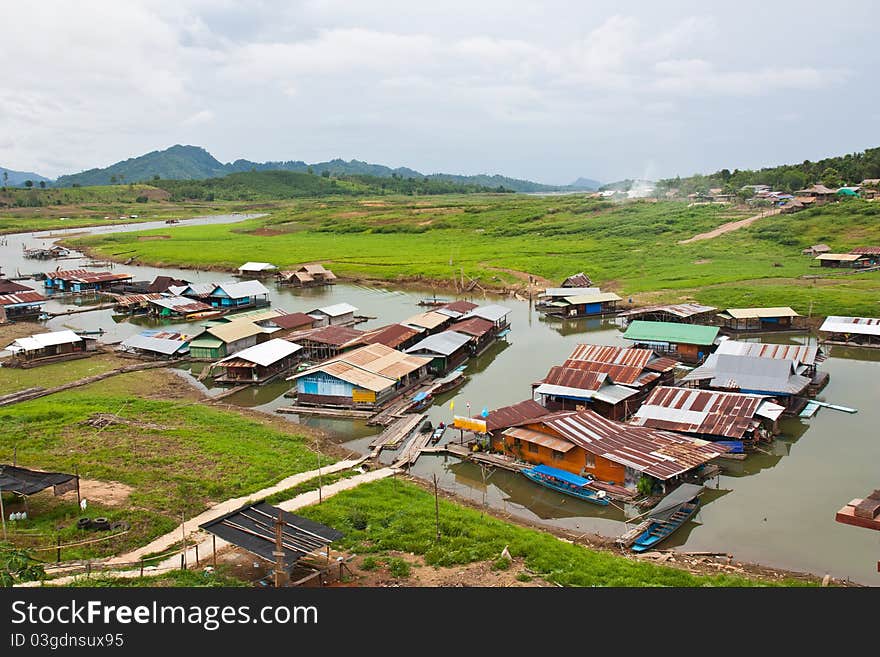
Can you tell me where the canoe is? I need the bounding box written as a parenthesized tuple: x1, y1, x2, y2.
(521, 464, 610, 506)
(430, 425, 446, 444)
(631, 484, 703, 553)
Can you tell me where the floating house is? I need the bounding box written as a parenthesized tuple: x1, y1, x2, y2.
(434, 300, 479, 320)
(540, 291, 621, 318)
(112, 293, 165, 315)
(0, 290, 47, 321)
(291, 325, 366, 360)
(561, 272, 593, 288)
(43, 269, 133, 293)
(460, 304, 512, 332)
(118, 331, 190, 359)
(308, 302, 358, 327)
(449, 317, 496, 355)
(630, 386, 785, 443)
(616, 303, 717, 325)
(715, 307, 802, 332)
(483, 399, 551, 435)
(0, 279, 34, 295)
(405, 330, 473, 375)
(533, 344, 678, 420)
(490, 409, 727, 493)
(147, 295, 214, 318)
(289, 343, 431, 409)
(276, 264, 337, 287)
(819, 316, 880, 347)
(713, 339, 823, 377)
(358, 323, 423, 351)
(214, 338, 303, 384)
(5, 330, 97, 364)
(681, 353, 811, 412)
(259, 312, 317, 338)
(402, 310, 453, 335)
(190, 321, 267, 359)
(178, 280, 271, 310)
(814, 253, 871, 269)
(237, 262, 277, 278)
(622, 320, 719, 363)
(145, 275, 189, 293)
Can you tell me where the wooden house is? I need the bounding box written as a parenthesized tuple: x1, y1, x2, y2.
(434, 300, 479, 321)
(118, 331, 190, 359)
(289, 344, 431, 409)
(716, 307, 802, 332)
(190, 321, 267, 359)
(308, 302, 358, 327)
(794, 184, 837, 203)
(622, 320, 719, 363)
(459, 304, 512, 332)
(147, 295, 214, 318)
(236, 262, 277, 279)
(849, 246, 880, 266)
(540, 291, 621, 318)
(404, 330, 472, 375)
(561, 272, 593, 288)
(801, 244, 831, 256)
(616, 303, 717, 326)
(289, 325, 366, 360)
(0, 290, 47, 321)
(214, 338, 303, 384)
(5, 330, 97, 364)
(276, 264, 337, 287)
(259, 312, 317, 338)
(814, 253, 871, 268)
(490, 409, 727, 493)
(449, 317, 496, 355)
(145, 275, 189, 293)
(402, 310, 453, 335)
(819, 316, 880, 347)
(42, 269, 132, 293)
(358, 323, 423, 351)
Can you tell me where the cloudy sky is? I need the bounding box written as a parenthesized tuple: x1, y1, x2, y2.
(1, 0, 877, 184)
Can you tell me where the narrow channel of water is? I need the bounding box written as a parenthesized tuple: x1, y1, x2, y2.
(2, 214, 879, 584)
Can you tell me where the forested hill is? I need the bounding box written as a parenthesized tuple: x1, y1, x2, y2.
(52, 144, 599, 193)
(656, 146, 880, 196)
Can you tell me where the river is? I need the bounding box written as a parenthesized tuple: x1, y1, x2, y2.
(2, 213, 878, 585)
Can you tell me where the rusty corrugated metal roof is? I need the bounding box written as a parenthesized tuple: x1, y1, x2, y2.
(617, 303, 717, 319)
(542, 366, 607, 392)
(300, 325, 365, 346)
(0, 291, 47, 306)
(484, 400, 551, 432)
(48, 269, 132, 284)
(450, 317, 494, 337)
(360, 323, 420, 349)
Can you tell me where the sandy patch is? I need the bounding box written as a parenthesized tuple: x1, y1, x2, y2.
(347, 553, 548, 587)
(136, 235, 171, 241)
(245, 227, 284, 236)
(59, 478, 133, 507)
(693, 259, 711, 265)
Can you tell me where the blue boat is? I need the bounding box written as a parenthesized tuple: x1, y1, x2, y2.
(521, 464, 610, 506)
(631, 484, 703, 553)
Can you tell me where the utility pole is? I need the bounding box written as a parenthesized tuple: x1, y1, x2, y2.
(274, 511, 288, 588)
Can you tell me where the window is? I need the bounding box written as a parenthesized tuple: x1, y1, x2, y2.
(584, 453, 595, 468)
(551, 450, 564, 461)
(527, 442, 539, 454)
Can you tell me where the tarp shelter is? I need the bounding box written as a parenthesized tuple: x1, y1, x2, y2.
(0, 465, 78, 496)
(199, 502, 343, 571)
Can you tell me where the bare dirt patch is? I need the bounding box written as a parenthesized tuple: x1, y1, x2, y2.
(59, 478, 133, 507)
(358, 201, 388, 207)
(0, 321, 45, 344)
(136, 235, 171, 241)
(336, 211, 371, 218)
(693, 259, 711, 265)
(245, 227, 285, 236)
(347, 553, 549, 587)
(679, 208, 781, 244)
(140, 188, 171, 202)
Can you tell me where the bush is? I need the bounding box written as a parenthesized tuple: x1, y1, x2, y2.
(386, 557, 411, 578)
(349, 509, 368, 530)
(637, 476, 654, 497)
(360, 556, 379, 571)
(135, 196, 148, 203)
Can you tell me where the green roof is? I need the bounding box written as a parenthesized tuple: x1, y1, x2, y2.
(622, 320, 719, 345)
(189, 337, 224, 348)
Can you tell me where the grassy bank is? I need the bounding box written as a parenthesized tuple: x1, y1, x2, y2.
(298, 478, 809, 587)
(61, 568, 249, 587)
(71, 194, 880, 316)
(0, 371, 333, 561)
(0, 354, 133, 395)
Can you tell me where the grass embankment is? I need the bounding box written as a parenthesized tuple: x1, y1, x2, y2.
(298, 478, 809, 587)
(0, 354, 133, 396)
(62, 568, 249, 588)
(73, 194, 880, 316)
(0, 370, 332, 562)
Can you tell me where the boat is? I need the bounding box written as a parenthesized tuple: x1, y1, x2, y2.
(417, 295, 449, 307)
(630, 484, 703, 553)
(419, 419, 434, 433)
(410, 390, 432, 411)
(165, 218, 180, 224)
(521, 464, 610, 506)
(186, 310, 224, 321)
(430, 423, 447, 444)
(433, 370, 467, 394)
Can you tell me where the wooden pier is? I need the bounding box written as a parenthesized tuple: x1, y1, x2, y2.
(275, 406, 374, 419)
(368, 414, 425, 457)
(393, 426, 435, 468)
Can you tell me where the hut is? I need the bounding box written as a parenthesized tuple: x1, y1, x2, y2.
(236, 262, 277, 278)
(147, 295, 214, 318)
(491, 409, 727, 493)
(814, 253, 871, 269)
(405, 330, 472, 375)
(819, 316, 880, 347)
(630, 387, 785, 443)
(616, 303, 717, 326)
(561, 272, 592, 288)
(193, 321, 267, 359)
(449, 317, 496, 355)
(146, 276, 189, 293)
(308, 302, 358, 327)
(802, 244, 831, 256)
(179, 281, 270, 310)
(289, 344, 431, 409)
(540, 291, 621, 318)
(5, 330, 97, 364)
(42, 269, 132, 293)
(276, 264, 337, 287)
(0, 290, 47, 321)
(794, 184, 837, 203)
(621, 320, 719, 363)
(291, 325, 366, 360)
(715, 307, 802, 332)
(358, 323, 423, 351)
(118, 331, 190, 359)
(214, 339, 303, 384)
(460, 304, 512, 332)
(112, 293, 165, 316)
(402, 311, 453, 335)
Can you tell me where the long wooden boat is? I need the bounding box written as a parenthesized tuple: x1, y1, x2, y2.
(521, 464, 610, 506)
(417, 296, 450, 307)
(630, 484, 703, 553)
(430, 424, 447, 444)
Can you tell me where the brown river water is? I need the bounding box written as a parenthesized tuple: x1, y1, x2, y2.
(2, 214, 878, 584)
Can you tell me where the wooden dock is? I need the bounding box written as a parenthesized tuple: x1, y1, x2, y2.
(275, 406, 374, 419)
(368, 413, 425, 457)
(419, 442, 527, 472)
(393, 426, 434, 468)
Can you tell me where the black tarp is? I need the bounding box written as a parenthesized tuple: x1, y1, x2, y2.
(199, 502, 343, 570)
(0, 464, 77, 495)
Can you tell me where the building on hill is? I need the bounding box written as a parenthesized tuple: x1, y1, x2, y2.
(561, 272, 592, 288)
(794, 184, 837, 203)
(814, 253, 871, 269)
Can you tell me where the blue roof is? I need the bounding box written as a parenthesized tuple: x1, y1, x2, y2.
(529, 464, 592, 487)
(411, 391, 429, 402)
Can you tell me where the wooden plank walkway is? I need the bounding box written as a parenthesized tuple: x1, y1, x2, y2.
(393, 428, 434, 468)
(275, 406, 374, 419)
(368, 413, 424, 456)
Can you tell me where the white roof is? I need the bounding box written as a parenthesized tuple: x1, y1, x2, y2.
(405, 330, 472, 356)
(461, 304, 511, 323)
(238, 262, 277, 272)
(167, 285, 188, 296)
(312, 302, 358, 317)
(756, 401, 786, 421)
(217, 280, 270, 298)
(120, 334, 189, 355)
(183, 282, 220, 296)
(7, 330, 83, 353)
(819, 316, 880, 336)
(721, 307, 800, 319)
(218, 338, 302, 367)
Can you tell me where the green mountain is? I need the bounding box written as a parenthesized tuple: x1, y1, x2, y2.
(569, 177, 602, 191)
(0, 166, 51, 187)
(51, 144, 597, 193)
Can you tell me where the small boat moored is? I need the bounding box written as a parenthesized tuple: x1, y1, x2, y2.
(430, 422, 447, 444)
(521, 464, 610, 506)
(630, 483, 703, 553)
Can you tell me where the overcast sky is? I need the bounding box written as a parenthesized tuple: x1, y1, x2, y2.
(2, 1, 878, 184)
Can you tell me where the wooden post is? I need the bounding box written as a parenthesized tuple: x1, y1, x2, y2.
(140, 559, 144, 577)
(12, 445, 16, 466)
(273, 511, 287, 588)
(195, 544, 199, 567)
(56, 535, 61, 563)
(0, 491, 6, 540)
(212, 535, 217, 567)
(75, 466, 81, 508)
(316, 439, 323, 504)
(180, 513, 186, 570)
(433, 473, 441, 541)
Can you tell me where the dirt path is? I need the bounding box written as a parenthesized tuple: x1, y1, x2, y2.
(678, 208, 781, 244)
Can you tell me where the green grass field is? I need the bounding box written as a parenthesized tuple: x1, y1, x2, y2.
(72, 194, 880, 316)
(0, 354, 133, 395)
(0, 372, 332, 561)
(298, 478, 810, 587)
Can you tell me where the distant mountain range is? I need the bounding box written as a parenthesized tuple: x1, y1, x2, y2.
(0, 166, 51, 187)
(0, 145, 602, 193)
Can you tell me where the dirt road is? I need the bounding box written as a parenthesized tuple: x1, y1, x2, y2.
(678, 208, 781, 244)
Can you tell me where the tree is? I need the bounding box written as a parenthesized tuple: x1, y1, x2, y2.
(38, 180, 46, 188)
(153, 174, 160, 181)
(24, 180, 33, 188)
(2, 171, 7, 188)
(307, 166, 314, 175)
(321, 170, 330, 178)
(0, 542, 45, 587)
(781, 169, 807, 193)
(110, 175, 117, 184)
(820, 167, 842, 188)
